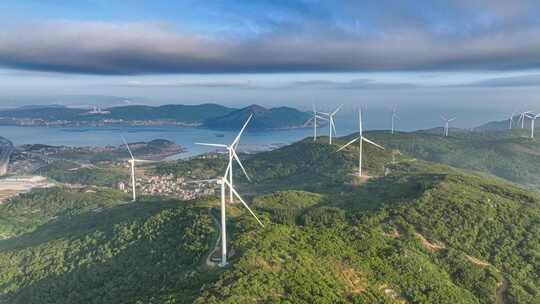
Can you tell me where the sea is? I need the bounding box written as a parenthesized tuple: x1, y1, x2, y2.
(0, 107, 506, 159)
(0, 125, 336, 159)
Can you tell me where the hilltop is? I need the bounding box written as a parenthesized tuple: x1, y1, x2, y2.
(203, 105, 312, 130)
(363, 129, 540, 191)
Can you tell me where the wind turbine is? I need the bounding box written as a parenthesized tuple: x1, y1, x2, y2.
(390, 106, 399, 135)
(525, 113, 540, 138)
(305, 105, 328, 141)
(122, 137, 154, 202)
(519, 111, 532, 129)
(191, 162, 264, 267)
(509, 111, 517, 129)
(318, 104, 343, 144)
(196, 114, 252, 203)
(337, 108, 384, 177)
(441, 115, 456, 137)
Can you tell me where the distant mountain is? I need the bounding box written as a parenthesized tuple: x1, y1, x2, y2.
(106, 103, 234, 123)
(0, 103, 311, 130)
(203, 104, 311, 130)
(0, 106, 86, 121)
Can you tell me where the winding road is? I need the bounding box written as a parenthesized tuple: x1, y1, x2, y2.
(205, 214, 221, 268)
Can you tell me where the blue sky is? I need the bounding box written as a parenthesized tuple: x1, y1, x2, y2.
(0, 0, 540, 116)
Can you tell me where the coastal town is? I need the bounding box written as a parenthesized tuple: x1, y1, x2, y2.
(119, 173, 217, 200)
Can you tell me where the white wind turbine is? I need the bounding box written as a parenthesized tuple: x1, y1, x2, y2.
(318, 104, 343, 144)
(122, 137, 154, 202)
(337, 108, 384, 177)
(441, 115, 456, 137)
(390, 106, 399, 135)
(196, 114, 252, 203)
(192, 163, 264, 267)
(519, 111, 532, 129)
(306, 105, 329, 141)
(509, 110, 517, 129)
(525, 112, 540, 138)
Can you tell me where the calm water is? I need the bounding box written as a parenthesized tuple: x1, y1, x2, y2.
(0, 106, 505, 159)
(0, 125, 330, 159)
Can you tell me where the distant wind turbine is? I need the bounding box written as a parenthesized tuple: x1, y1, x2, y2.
(196, 114, 252, 203)
(122, 137, 154, 202)
(337, 108, 384, 177)
(390, 106, 399, 135)
(306, 105, 328, 141)
(509, 110, 517, 129)
(525, 113, 540, 138)
(318, 104, 343, 144)
(519, 111, 532, 129)
(441, 115, 456, 137)
(191, 162, 264, 267)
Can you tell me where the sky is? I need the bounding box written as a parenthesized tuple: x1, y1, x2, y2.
(0, 0, 540, 125)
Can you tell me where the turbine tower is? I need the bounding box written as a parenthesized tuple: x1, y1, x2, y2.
(196, 114, 252, 203)
(318, 104, 343, 144)
(122, 137, 154, 202)
(192, 159, 264, 267)
(391, 106, 399, 135)
(509, 111, 517, 129)
(526, 113, 540, 138)
(337, 108, 384, 177)
(441, 115, 456, 137)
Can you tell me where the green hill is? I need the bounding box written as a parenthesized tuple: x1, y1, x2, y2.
(1, 137, 540, 303)
(194, 160, 540, 303)
(106, 103, 234, 123)
(362, 130, 540, 191)
(0, 104, 312, 130)
(202, 105, 311, 130)
(0, 189, 216, 304)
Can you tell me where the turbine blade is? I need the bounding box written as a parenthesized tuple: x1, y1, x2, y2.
(222, 179, 264, 227)
(449, 117, 457, 122)
(440, 115, 447, 121)
(195, 142, 228, 148)
(315, 115, 329, 121)
(362, 137, 385, 149)
(337, 137, 359, 152)
(232, 114, 253, 147)
(332, 104, 344, 115)
(331, 119, 337, 136)
(122, 136, 134, 159)
(223, 161, 232, 179)
(232, 149, 251, 182)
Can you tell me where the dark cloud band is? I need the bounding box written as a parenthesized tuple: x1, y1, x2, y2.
(1, 20, 540, 75)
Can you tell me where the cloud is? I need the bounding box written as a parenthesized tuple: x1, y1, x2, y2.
(452, 74, 540, 87)
(286, 79, 419, 89)
(1, 6, 540, 75)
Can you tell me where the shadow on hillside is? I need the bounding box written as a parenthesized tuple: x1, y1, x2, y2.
(0, 200, 180, 252)
(0, 202, 215, 304)
(338, 171, 446, 211)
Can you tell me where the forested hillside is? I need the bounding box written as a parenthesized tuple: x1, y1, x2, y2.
(366, 130, 540, 191)
(1, 138, 539, 303)
(0, 192, 216, 304)
(194, 161, 540, 303)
